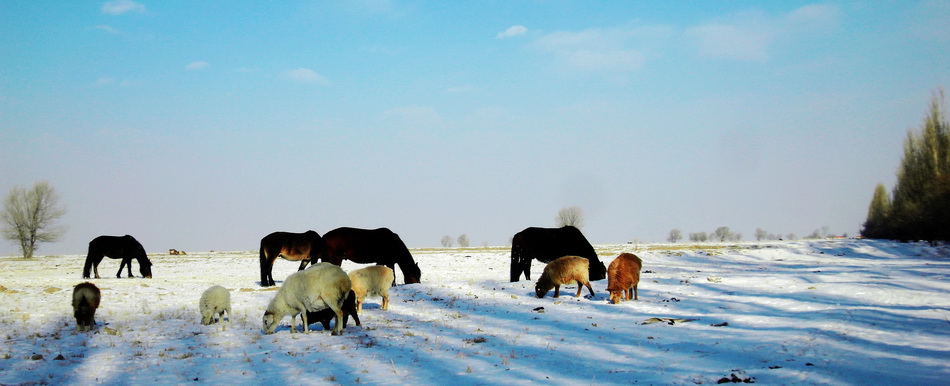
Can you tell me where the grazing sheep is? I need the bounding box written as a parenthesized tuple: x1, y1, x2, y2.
(305, 290, 361, 331)
(262, 262, 351, 335)
(348, 265, 395, 312)
(535, 256, 595, 299)
(199, 285, 231, 325)
(72, 282, 100, 332)
(606, 253, 642, 304)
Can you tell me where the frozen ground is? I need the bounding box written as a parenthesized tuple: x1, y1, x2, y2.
(0, 239, 948, 385)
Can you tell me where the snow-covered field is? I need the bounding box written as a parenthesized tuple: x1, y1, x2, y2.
(1, 239, 948, 385)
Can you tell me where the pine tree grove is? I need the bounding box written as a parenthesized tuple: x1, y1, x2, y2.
(862, 89, 950, 242)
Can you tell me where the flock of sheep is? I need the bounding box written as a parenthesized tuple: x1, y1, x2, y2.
(69, 262, 396, 335)
(70, 251, 641, 335)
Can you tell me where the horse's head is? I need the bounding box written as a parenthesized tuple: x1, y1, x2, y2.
(403, 262, 422, 284)
(139, 258, 153, 278)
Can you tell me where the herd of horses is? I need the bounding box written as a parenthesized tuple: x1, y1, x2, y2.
(80, 226, 608, 287)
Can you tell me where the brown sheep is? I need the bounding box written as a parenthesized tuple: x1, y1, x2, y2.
(535, 256, 595, 298)
(348, 265, 395, 312)
(72, 282, 101, 332)
(606, 253, 642, 304)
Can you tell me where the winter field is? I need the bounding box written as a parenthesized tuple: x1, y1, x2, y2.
(0, 239, 948, 385)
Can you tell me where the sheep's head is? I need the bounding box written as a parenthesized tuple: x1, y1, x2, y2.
(201, 311, 214, 325)
(608, 290, 624, 304)
(534, 282, 552, 298)
(262, 311, 279, 334)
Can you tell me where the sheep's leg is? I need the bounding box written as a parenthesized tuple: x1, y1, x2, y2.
(290, 314, 299, 333)
(301, 312, 309, 333)
(633, 285, 638, 300)
(332, 307, 344, 336)
(584, 281, 595, 297)
(553, 285, 560, 298)
(575, 282, 583, 297)
(382, 294, 389, 311)
(296, 259, 309, 271)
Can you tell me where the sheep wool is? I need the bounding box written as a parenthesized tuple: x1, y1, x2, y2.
(348, 265, 395, 312)
(535, 256, 595, 299)
(606, 253, 642, 304)
(199, 285, 231, 325)
(262, 262, 352, 335)
(72, 282, 101, 332)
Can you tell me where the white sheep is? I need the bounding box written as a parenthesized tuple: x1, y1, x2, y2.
(199, 285, 231, 325)
(348, 265, 395, 312)
(72, 282, 100, 332)
(262, 262, 352, 335)
(535, 255, 595, 298)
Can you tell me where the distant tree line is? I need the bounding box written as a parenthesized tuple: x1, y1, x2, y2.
(862, 89, 950, 243)
(667, 226, 837, 243)
(441, 234, 471, 248)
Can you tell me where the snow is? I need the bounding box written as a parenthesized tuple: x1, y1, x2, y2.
(0, 239, 948, 385)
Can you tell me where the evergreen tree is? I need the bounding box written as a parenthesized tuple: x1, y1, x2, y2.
(863, 89, 949, 242)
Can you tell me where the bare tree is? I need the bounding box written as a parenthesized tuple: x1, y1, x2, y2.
(667, 229, 683, 243)
(555, 206, 585, 228)
(689, 232, 708, 242)
(755, 228, 768, 241)
(440, 235, 454, 247)
(712, 226, 732, 242)
(2, 181, 67, 258)
(457, 234, 470, 248)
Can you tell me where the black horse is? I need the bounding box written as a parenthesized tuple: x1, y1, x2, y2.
(322, 227, 421, 284)
(509, 226, 607, 282)
(259, 230, 323, 287)
(83, 235, 153, 279)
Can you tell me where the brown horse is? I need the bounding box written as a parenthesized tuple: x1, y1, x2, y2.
(322, 227, 421, 284)
(259, 230, 323, 287)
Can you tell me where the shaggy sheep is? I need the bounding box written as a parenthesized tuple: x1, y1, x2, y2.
(199, 285, 231, 325)
(535, 255, 595, 299)
(262, 262, 351, 335)
(348, 265, 395, 312)
(72, 282, 100, 332)
(305, 290, 361, 331)
(606, 253, 642, 304)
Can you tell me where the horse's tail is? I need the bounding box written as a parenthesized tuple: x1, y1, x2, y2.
(83, 240, 97, 279)
(82, 254, 94, 278)
(509, 234, 524, 282)
(259, 243, 268, 285)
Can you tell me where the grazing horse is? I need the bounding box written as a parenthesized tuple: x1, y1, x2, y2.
(259, 230, 323, 287)
(322, 227, 421, 285)
(83, 235, 153, 279)
(509, 226, 607, 282)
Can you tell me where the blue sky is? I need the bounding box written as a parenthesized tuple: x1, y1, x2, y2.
(2, 1, 949, 255)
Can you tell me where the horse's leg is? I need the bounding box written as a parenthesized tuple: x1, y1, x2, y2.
(510, 255, 522, 282)
(523, 259, 532, 281)
(92, 255, 105, 279)
(387, 263, 397, 287)
(117, 257, 132, 278)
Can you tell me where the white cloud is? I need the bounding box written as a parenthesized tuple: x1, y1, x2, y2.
(102, 0, 146, 15)
(533, 26, 655, 74)
(688, 22, 771, 62)
(281, 68, 330, 85)
(497, 25, 527, 39)
(687, 5, 840, 62)
(186, 61, 210, 71)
